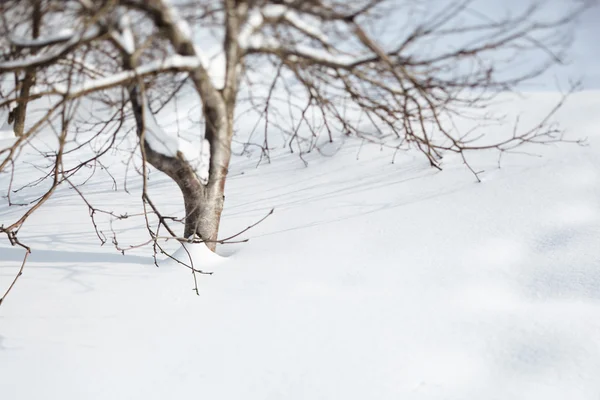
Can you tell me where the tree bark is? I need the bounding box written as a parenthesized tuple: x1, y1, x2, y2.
(12, 0, 41, 137)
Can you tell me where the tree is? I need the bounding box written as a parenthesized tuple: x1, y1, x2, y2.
(0, 0, 590, 295)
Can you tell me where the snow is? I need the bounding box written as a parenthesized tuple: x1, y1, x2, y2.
(2, 26, 101, 70)
(162, 0, 193, 40)
(261, 4, 288, 19)
(1, 90, 600, 399)
(0, 125, 14, 141)
(44, 55, 202, 97)
(178, 137, 210, 183)
(0, 108, 14, 141)
(168, 242, 225, 267)
(292, 44, 357, 66)
(9, 28, 74, 47)
(113, 14, 135, 55)
(121, 29, 134, 55)
(238, 10, 264, 49)
(282, 10, 328, 43)
(239, 5, 328, 50)
(141, 97, 180, 157)
(248, 40, 358, 67)
(204, 50, 226, 90)
(141, 95, 210, 179)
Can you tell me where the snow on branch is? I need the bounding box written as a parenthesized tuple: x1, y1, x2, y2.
(9, 25, 101, 49)
(238, 10, 265, 49)
(140, 96, 179, 157)
(111, 13, 136, 55)
(124, 0, 216, 93)
(0, 25, 104, 73)
(247, 42, 367, 69)
(160, 0, 193, 39)
(239, 4, 330, 50)
(280, 10, 329, 43)
(38, 55, 202, 98)
(137, 92, 210, 181)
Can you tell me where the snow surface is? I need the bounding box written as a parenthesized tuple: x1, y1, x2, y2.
(1, 91, 600, 399)
(0, 112, 13, 139)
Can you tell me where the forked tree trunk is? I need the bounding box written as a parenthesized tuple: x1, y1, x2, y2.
(129, 87, 232, 252)
(124, 0, 239, 252)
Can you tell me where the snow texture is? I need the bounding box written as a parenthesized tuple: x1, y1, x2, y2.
(1, 91, 600, 399)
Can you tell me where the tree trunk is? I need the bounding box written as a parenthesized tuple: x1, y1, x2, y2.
(129, 86, 233, 252)
(126, 0, 239, 252)
(195, 101, 234, 249)
(12, 71, 35, 137)
(183, 181, 224, 249)
(12, 0, 41, 137)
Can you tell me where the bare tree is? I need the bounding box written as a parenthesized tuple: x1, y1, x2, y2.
(0, 0, 590, 301)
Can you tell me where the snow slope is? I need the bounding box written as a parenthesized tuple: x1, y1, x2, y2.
(1, 91, 600, 399)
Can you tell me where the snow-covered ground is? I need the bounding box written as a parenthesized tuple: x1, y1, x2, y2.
(1, 91, 599, 399)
